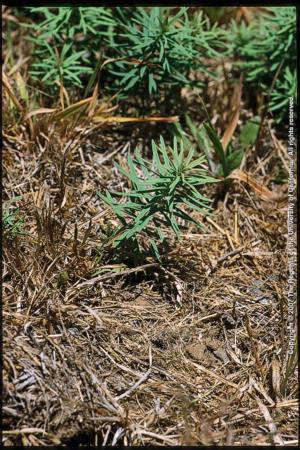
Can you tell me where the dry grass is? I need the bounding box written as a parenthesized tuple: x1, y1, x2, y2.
(3, 116, 298, 446)
(2, 6, 298, 447)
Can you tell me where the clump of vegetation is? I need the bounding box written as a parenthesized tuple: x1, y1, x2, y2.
(98, 137, 215, 262)
(18, 6, 297, 125)
(23, 6, 224, 103)
(2, 198, 24, 240)
(2, 6, 297, 447)
(106, 7, 225, 98)
(228, 7, 297, 123)
(25, 7, 116, 92)
(174, 113, 260, 178)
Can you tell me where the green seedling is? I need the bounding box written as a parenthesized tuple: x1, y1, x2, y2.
(174, 114, 260, 178)
(2, 196, 25, 239)
(228, 7, 296, 125)
(98, 136, 216, 262)
(23, 7, 116, 92)
(107, 7, 225, 97)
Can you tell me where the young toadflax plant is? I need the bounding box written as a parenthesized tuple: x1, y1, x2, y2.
(228, 7, 296, 124)
(24, 7, 116, 92)
(106, 7, 224, 99)
(98, 137, 216, 263)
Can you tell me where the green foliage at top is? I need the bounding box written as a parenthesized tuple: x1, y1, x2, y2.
(229, 8, 296, 82)
(23, 6, 224, 97)
(25, 7, 116, 91)
(270, 66, 297, 114)
(107, 7, 225, 96)
(17, 6, 296, 125)
(98, 137, 216, 261)
(228, 7, 297, 122)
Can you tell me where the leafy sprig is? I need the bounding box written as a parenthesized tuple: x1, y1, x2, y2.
(174, 114, 260, 178)
(2, 197, 25, 239)
(98, 137, 216, 261)
(24, 7, 116, 91)
(228, 7, 297, 123)
(105, 7, 225, 96)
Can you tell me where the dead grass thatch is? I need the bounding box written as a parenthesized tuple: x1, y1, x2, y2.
(2, 5, 298, 447)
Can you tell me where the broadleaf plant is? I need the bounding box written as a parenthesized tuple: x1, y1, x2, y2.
(174, 114, 260, 178)
(98, 137, 216, 262)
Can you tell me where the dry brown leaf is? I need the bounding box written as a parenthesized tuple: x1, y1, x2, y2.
(92, 116, 179, 124)
(8, 57, 30, 77)
(24, 108, 57, 120)
(228, 169, 282, 202)
(87, 81, 100, 117)
(53, 97, 92, 121)
(221, 74, 243, 150)
(15, 72, 28, 103)
(24, 96, 89, 122)
(257, 400, 284, 445)
(54, 80, 70, 109)
(221, 108, 240, 150)
(271, 358, 282, 400)
(2, 71, 23, 112)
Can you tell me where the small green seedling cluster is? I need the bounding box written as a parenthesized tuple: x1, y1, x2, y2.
(98, 137, 215, 261)
(25, 7, 116, 91)
(2, 197, 24, 239)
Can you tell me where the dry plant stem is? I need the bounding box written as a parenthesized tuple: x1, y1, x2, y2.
(68, 263, 159, 292)
(257, 400, 284, 445)
(115, 346, 152, 400)
(245, 315, 264, 380)
(221, 72, 243, 149)
(2, 71, 23, 112)
(210, 240, 260, 272)
(254, 59, 284, 155)
(190, 360, 240, 390)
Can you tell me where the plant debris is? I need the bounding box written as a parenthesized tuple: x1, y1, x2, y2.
(2, 5, 297, 447)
